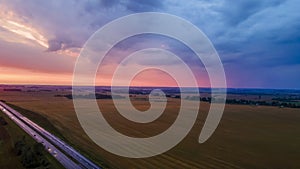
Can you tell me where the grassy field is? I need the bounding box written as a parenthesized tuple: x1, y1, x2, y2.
(0, 109, 64, 169)
(0, 90, 300, 168)
(0, 114, 24, 169)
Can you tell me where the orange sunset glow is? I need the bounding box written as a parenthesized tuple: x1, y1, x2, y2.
(0, 1, 299, 89)
(0, 11, 210, 87)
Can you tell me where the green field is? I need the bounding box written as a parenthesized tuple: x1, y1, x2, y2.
(1, 90, 300, 168)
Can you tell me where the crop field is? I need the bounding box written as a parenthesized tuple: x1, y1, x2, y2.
(0, 89, 300, 168)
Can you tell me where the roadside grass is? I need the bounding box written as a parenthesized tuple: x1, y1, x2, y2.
(0, 110, 64, 169)
(0, 115, 24, 169)
(6, 103, 66, 142)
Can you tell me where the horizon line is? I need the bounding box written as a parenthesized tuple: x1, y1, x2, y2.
(0, 83, 299, 90)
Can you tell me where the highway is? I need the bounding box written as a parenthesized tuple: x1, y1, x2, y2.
(0, 101, 101, 169)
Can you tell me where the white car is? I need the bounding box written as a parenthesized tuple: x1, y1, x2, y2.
(53, 150, 57, 157)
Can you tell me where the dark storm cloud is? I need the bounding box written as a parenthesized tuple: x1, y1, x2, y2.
(177, 0, 299, 88)
(47, 40, 62, 52)
(214, 0, 284, 26)
(207, 0, 300, 64)
(99, 0, 120, 7)
(125, 0, 164, 12)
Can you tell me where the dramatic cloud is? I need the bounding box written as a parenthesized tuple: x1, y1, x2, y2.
(0, 40, 75, 74)
(0, 0, 299, 88)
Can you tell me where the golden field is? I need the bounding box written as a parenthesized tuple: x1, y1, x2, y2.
(1, 90, 300, 169)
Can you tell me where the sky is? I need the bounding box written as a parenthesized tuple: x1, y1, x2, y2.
(0, 0, 299, 89)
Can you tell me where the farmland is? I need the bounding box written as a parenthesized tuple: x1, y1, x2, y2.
(0, 85, 300, 168)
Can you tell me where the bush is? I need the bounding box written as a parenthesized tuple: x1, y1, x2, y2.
(14, 137, 50, 168)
